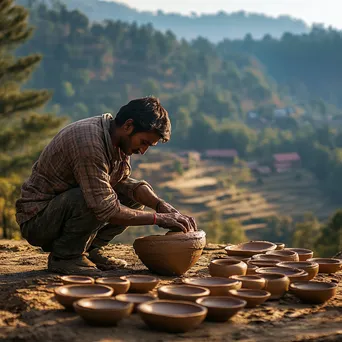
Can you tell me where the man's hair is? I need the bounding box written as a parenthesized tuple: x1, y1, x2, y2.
(115, 97, 171, 142)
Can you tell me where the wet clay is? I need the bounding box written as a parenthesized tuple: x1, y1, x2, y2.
(133, 230, 206, 276)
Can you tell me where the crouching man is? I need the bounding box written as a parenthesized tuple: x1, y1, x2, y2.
(15, 97, 196, 276)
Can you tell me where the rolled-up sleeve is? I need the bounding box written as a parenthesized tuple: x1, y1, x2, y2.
(114, 177, 153, 202)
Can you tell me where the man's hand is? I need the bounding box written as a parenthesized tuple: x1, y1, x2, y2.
(156, 212, 197, 233)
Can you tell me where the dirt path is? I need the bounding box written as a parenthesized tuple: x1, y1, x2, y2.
(0, 239, 341, 342)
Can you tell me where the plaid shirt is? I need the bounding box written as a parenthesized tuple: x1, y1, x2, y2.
(15, 114, 151, 225)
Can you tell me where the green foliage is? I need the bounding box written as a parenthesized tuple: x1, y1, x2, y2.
(259, 215, 294, 245)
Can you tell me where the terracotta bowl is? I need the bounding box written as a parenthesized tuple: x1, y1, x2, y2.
(182, 277, 241, 296)
(196, 296, 247, 322)
(276, 261, 319, 280)
(230, 275, 265, 290)
(307, 258, 342, 274)
(115, 293, 157, 313)
(290, 281, 338, 304)
(133, 231, 206, 276)
(246, 264, 258, 275)
(120, 275, 159, 293)
(228, 289, 271, 308)
(222, 255, 251, 263)
(266, 250, 299, 262)
(275, 243, 285, 250)
(96, 277, 130, 295)
(54, 285, 113, 310)
(285, 248, 313, 261)
(252, 254, 282, 261)
(248, 259, 281, 267)
(158, 285, 210, 302)
(209, 259, 247, 278)
(256, 266, 308, 283)
(262, 273, 290, 299)
(225, 241, 276, 257)
(73, 298, 133, 326)
(138, 300, 207, 333)
(61, 275, 95, 285)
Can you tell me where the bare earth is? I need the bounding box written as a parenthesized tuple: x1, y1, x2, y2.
(0, 239, 341, 342)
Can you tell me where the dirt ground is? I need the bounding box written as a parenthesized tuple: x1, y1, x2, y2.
(0, 239, 341, 342)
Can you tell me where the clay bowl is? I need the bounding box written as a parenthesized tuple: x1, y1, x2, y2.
(246, 264, 258, 275)
(115, 293, 157, 313)
(290, 281, 338, 304)
(225, 241, 276, 257)
(252, 254, 282, 261)
(138, 300, 207, 333)
(275, 243, 285, 250)
(256, 266, 308, 283)
(228, 289, 271, 308)
(285, 248, 313, 261)
(158, 285, 210, 302)
(196, 296, 247, 322)
(73, 298, 133, 326)
(209, 259, 247, 278)
(133, 230, 206, 276)
(222, 255, 251, 263)
(307, 258, 342, 274)
(96, 277, 130, 295)
(248, 259, 281, 268)
(276, 261, 319, 280)
(230, 275, 265, 290)
(54, 285, 113, 310)
(266, 250, 299, 262)
(262, 273, 290, 299)
(120, 275, 159, 293)
(182, 277, 241, 296)
(61, 275, 95, 285)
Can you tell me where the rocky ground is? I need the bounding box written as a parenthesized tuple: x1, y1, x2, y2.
(0, 239, 341, 342)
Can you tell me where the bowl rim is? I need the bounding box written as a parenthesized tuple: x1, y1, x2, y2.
(134, 230, 206, 243)
(120, 275, 160, 283)
(210, 258, 246, 266)
(54, 284, 114, 297)
(158, 284, 210, 297)
(196, 296, 247, 308)
(290, 281, 338, 291)
(285, 248, 313, 254)
(230, 275, 265, 282)
(307, 258, 342, 265)
(96, 277, 130, 285)
(256, 266, 306, 276)
(266, 250, 298, 256)
(73, 297, 134, 311)
(137, 299, 208, 318)
(60, 275, 94, 283)
(225, 241, 277, 252)
(115, 293, 157, 301)
(182, 277, 241, 287)
(276, 261, 319, 268)
(229, 288, 271, 298)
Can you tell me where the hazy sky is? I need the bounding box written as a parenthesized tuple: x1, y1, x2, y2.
(113, 0, 340, 28)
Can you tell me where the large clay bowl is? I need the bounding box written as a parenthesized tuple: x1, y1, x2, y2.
(96, 277, 130, 295)
(182, 277, 241, 296)
(54, 285, 113, 310)
(196, 296, 247, 322)
(120, 275, 159, 293)
(285, 248, 313, 261)
(209, 259, 247, 278)
(256, 266, 308, 283)
(230, 275, 265, 290)
(158, 285, 210, 302)
(276, 261, 319, 280)
(138, 300, 207, 333)
(225, 241, 276, 257)
(262, 273, 290, 299)
(73, 298, 133, 326)
(133, 231, 206, 276)
(248, 259, 281, 267)
(115, 293, 157, 313)
(307, 258, 342, 274)
(228, 289, 271, 308)
(61, 275, 95, 285)
(266, 250, 299, 262)
(290, 281, 338, 304)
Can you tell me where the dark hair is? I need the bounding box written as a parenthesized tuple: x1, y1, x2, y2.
(115, 97, 171, 142)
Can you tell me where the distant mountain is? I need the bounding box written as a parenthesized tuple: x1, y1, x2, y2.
(20, 0, 310, 41)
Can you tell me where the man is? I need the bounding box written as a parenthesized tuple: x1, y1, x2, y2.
(16, 97, 197, 276)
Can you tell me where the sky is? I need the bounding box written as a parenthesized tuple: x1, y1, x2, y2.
(113, 0, 341, 28)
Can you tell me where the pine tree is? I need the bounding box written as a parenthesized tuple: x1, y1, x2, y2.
(0, 0, 66, 238)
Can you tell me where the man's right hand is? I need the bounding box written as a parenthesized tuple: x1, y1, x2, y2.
(155, 212, 196, 233)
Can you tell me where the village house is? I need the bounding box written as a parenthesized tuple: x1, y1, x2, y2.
(272, 152, 301, 172)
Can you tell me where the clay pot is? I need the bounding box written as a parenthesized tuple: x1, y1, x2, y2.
(261, 273, 290, 299)
(182, 277, 242, 296)
(120, 275, 159, 293)
(115, 293, 157, 313)
(228, 289, 271, 308)
(230, 275, 265, 290)
(275, 243, 285, 250)
(307, 258, 342, 274)
(209, 259, 247, 278)
(290, 281, 337, 304)
(276, 261, 319, 281)
(133, 230, 206, 276)
(138, 300, 207, 333)
(54, 285, 113, 310)
(285, 248, 313, 261)
(266, 250, 299, 262)
(60, 275, 94, 285)
(73, 298, 133, 326)
(96, 277, 130, 295)
(256, 266, 308, 283)
(225, 241, 276, 257)
(246, 264, 258, 275)
(196, 296, 247, 322)
(248, 259, 281, 267)
(157, 285, 210, 302)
